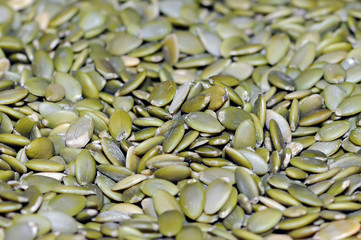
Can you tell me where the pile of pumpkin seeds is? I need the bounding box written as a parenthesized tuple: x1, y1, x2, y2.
(3, 0, 361, 239)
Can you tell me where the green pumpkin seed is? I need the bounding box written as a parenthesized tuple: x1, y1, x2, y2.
(65, 115, 94, 148)
(314, 220, 360, 240)
(204, 178, 232, 215)
(335, 94, 361, 117)
(288, 183, 323, 207)
(235, 167, 259, 203)
(108, 109, 132, 141)
(149, 80, 176, 107)
(185, 112, 224, 134)
(197, 27, 221, 57)
(247, 208, 282, 234)
(218, 107, 252, 131)
(40, 211, 77, 234)
(4, 222, 36, 240)
(0, 88, 28, 105)
(176, 226, 203, 240)
(266, 33, 290, 65)
(295, 68, 323, 90)
(233, 119, 256, 149)
(154, 165, 191, 182)
(75, 149, 96, 185)
(49, 193, 86, 216)
(315, 121, 350, 142)
(115, 71, 147, 96)
(277, 213, 319, 230)
(107, 32, 142, 55)
(153, 189, 182, 215)
(140, 18, 172, 41)
(54, 72, 82, 102)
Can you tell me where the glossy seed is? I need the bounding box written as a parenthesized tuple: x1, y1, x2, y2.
(247, 208, 282, 234)
(288, 183, 323, 207)
(159, 210, 184, 237)
(185, 112, 224, 134)
(65, 115, 94, 148)
(314, 220, 360, 240)
(204, 179, 232, 215)
(109, 109, 132, 141)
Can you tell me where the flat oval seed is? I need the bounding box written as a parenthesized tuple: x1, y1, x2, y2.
(65, 115, 94, 148)
(176, 226, 203, 240)
(290, 42, 316, 71)
(76, 72, 99, 99)
(0, 88, 28, 105)
(247, 208, 282, 234)
(154, 165, 191, 182)
(33, 50, 53, 79)
(25, 137, 54, 159)
(163, 124, 185, 153)
(181, 93, 210, 113)
(179, 180, 205, 220)
(266, 33, 290, 65)
(197, 27, 221, 57)
(278, 213, 320, 231)
(54, 72, 82, 102)
(308, 140, 341, 157)
(185, 112, 224, 134)
(112, 174, 148, 191)
(199, 167, 235, 185)
(159, 210, 185, 237)
(40, 211, 77, 234)
(108, 203, 143, 215)
(290, 156, 329, 173)
(295, 68, 323, 90)
(314, 220, 360, 240)
(238, 149, 269, 175)
(218, 107, 252, 131)
(288, 183, 323, 207)
(49, 193, 86, 216)
(324, 85, 347, 111)
(13, 214, 51, 236)
(324, 63, 346, 84)
(225, 147, 253, 169)
(4, 222, 36, 240)
(75, 149, 96, 185)
(139, 18, 172, 41)
(109, 109, 132, 141)
(149, 80, 176, 107)
(232, 229, 262, 240)
(204, 179, 232, 215)
(175, 31, 205, 55)
(45, 84, 65, 102)
(153, 189, 182, 215)
(267, 189, 301, 206)
(140, 178, 179, 197)
(25, 159, 65, 172)
(53, 46, 73, 73)
(266, 110, 292, 143)
(335, 94, 361, 116)
(235, 167, 259, 203)
(233, 119, 256, 149)
(163, 34, 179, 65)
(101, 138, 126, 166)
(115, 71, 147, 96)
(107, 32, 142, 55)
(315, 121, 350, 142)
